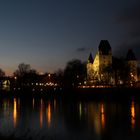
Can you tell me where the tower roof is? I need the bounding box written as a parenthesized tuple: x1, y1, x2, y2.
(88, 53, 93, 63)
(98, 40, 111, 55)
(126, 49, 136, 61)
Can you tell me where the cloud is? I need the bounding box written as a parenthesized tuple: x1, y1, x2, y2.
(76, 46, 90, 52)
(114, 40, 140, 60)
(115, 2, 140, 61)
(118, 5, 140, 23)
(118, 2, 140, 39)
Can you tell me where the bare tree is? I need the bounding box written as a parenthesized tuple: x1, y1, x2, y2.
(14, 63, 31, 77)
(63, 59, 86, 87)
(0, 68, 5, 78)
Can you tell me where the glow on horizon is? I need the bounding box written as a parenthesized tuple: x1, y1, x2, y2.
(1, 0, 140, 77)
(3, 66, 62, 76)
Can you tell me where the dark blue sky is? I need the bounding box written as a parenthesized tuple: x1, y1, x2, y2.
(0, 0, 140, 75)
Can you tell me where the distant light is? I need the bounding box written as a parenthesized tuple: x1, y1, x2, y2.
(39, 72, 44, 75)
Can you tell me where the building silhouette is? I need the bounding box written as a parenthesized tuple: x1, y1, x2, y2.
(126, 49, 138, 83)
(87, 40, 138, 86)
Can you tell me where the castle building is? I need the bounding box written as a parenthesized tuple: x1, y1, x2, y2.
(87, 40, 138, 86)
(126, 49, 138, 83)
(87, 53, 94, 81)
(87, 40, 113, 84)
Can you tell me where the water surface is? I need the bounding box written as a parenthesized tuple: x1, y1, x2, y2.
(0, 94, 140, 140)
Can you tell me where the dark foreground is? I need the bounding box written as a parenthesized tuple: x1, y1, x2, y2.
(1, 87, 140, 100)
(0, 88, 140, 140)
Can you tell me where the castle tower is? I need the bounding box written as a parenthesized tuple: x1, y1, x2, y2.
(126, 49, 138, 82)
(87, 53, 94, 81)
(98, 40, 112, 70)
(87, 40, 113, 84)
(93, 40, 112, 80)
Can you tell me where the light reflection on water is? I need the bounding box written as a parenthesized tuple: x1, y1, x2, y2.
(101, 103, 105, 130)
(47, 101, 51, 128)
(130, 99, 135, 131)
(0, 96, 140, 140)
(13, 98, 17, 128)
(32, 98, 35, 110)
(39, 99, 43, 128)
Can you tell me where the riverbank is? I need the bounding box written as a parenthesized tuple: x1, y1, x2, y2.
(0, 87, 140, 100)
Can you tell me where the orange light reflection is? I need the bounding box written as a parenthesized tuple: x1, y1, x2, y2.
(47, 101, 51, 128)
(101, 103, 105, 130)
(13, 98, 17, 128)
(32, 98, 35, 110)
(131, 100, 135, 130)
(54, 99, 56, 110)
(40, 99, 43, 128)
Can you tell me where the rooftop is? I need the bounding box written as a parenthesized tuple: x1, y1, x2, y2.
(88, 53, 94, 64)
(126, 49, 137, 61)
(98, 40, 111, 55)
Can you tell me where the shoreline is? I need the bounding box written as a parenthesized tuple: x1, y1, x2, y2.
(0, 87, 140, 100)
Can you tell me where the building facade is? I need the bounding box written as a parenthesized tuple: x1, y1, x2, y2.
(87, 40, 138, 86)
(126, 49, 138, 83)
(87, 40, 113, 85)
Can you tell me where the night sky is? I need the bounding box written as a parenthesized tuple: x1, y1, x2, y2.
(0, 0, 140, 75)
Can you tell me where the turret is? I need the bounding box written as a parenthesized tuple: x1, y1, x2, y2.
(126, 49, 138, 82)
(88, 53, 93, 64)
(98, 40, 112, 55)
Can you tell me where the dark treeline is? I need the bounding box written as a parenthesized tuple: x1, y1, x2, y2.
(0, 57, 140, 91)
(0, 60, 86, 90)
(112, 56, 140, 87)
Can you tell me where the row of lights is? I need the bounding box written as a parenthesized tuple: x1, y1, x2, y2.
(35, 82, 58, 86)
(13, 87, 62, 92)
(20, 82, 58, 87)
(78, 85, 111, 88)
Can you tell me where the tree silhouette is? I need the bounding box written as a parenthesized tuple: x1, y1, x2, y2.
(0, 68, 5, 78)
(13, 63, 39, 88)
(100, 64, 113, 85)
(63, 59, 86, 88)
(14, 63, 31, 77)
(112, 57, 130, 86)
(55, 69, 64, 86)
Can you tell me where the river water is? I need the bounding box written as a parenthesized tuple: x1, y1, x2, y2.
(0, 94, 140, 140)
